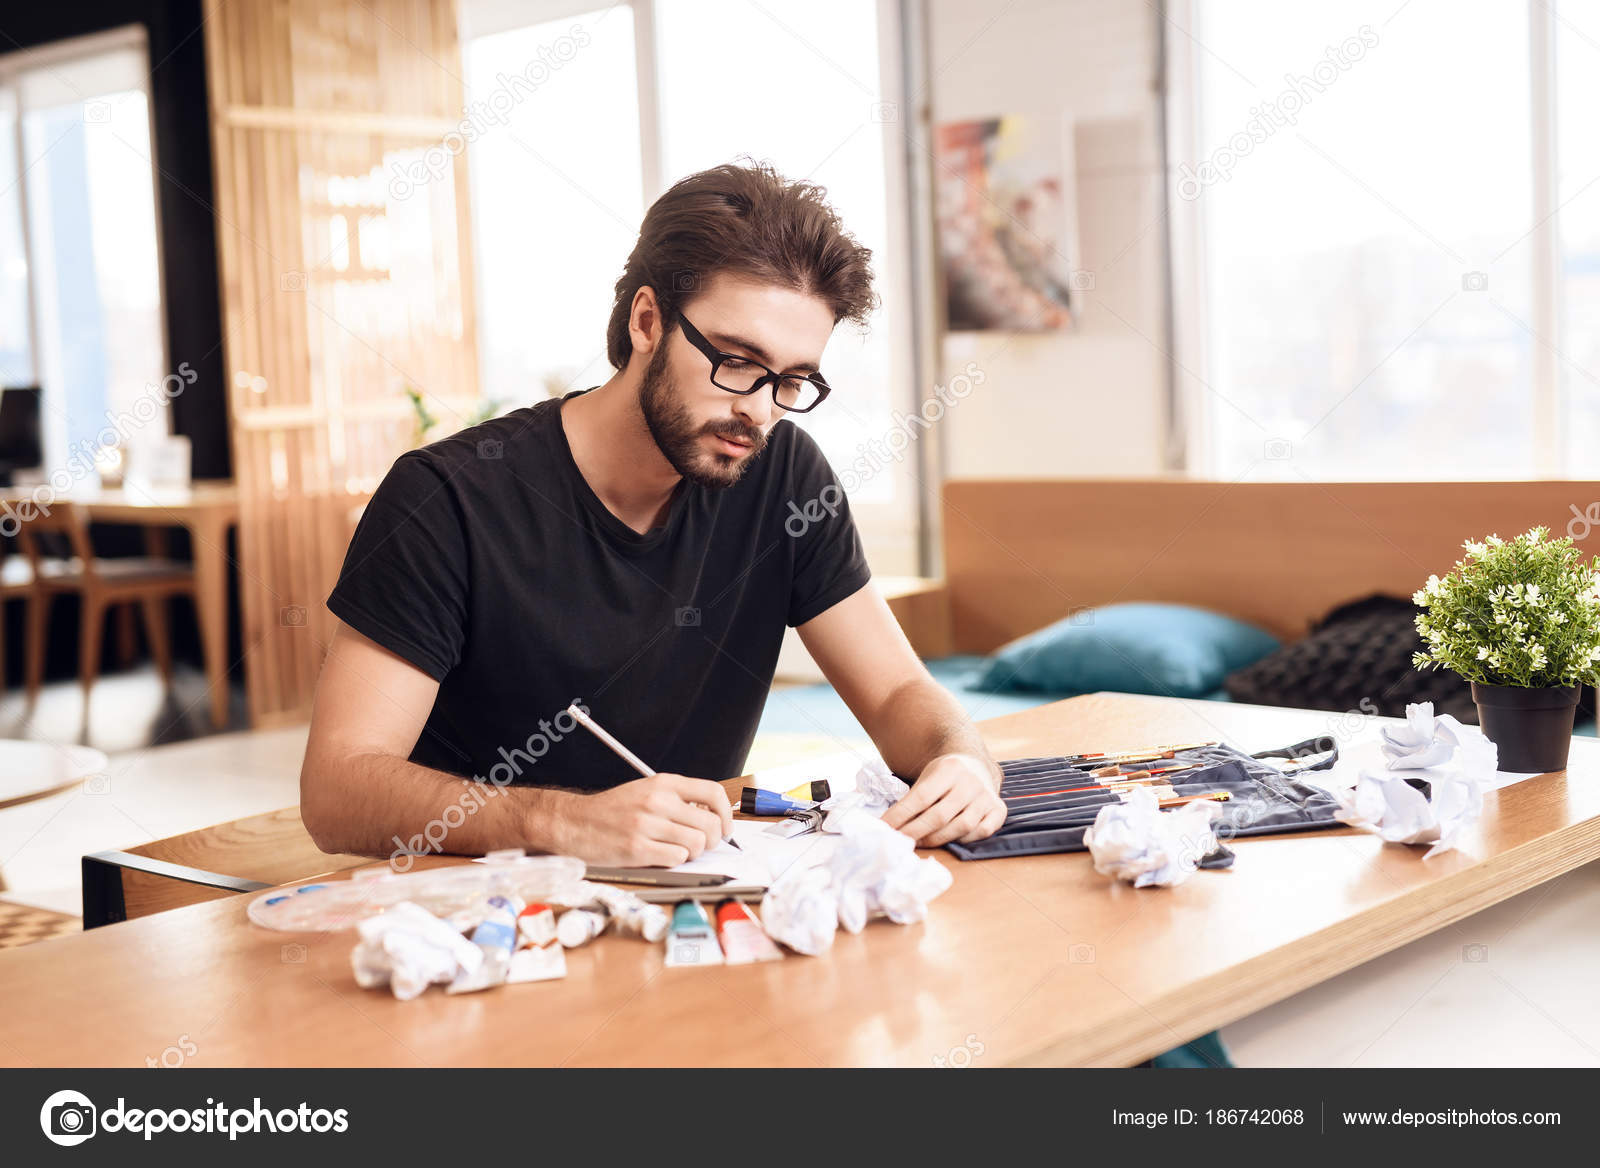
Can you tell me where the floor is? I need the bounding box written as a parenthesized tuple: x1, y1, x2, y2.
(0, 662, 251, 753)
(1, 675, 1597, 1066)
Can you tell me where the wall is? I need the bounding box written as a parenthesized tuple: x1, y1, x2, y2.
(926, 0, 1172, 480)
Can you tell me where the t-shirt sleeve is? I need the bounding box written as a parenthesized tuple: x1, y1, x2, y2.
(327, 453, 470, 680)
(784, 426, 872, 627)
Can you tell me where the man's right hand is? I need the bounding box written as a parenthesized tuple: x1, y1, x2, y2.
(548, 773, 734, 867)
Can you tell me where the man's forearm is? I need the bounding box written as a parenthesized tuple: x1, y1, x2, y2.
(865, 678, 1001, 786)
(301, 749, 578, 860)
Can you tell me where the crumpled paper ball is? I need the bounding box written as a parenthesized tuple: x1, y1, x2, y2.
(350, 900, 484, 1000)
(819, 758, 911, 832)
(760, 810, 952, 953)
(1379, 702, 1498, 774)
(758, 865, 839, 956)
(830, 810, 953, 932)
(1082, 787, 1221, 888)
(1338, 701, 1496, 858)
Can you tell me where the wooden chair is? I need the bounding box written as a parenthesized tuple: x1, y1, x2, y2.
(0, 552, 39, 692)
(83, 806, 368, 927)
(15, 502, 196, 704)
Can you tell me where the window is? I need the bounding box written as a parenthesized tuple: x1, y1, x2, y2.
(465, 7, 645, 405)
(1170, 0, 1587, 479)
(1, 28, 168, 473)
(1555, 0, 1600, 470)
(463, 0, 917, 570)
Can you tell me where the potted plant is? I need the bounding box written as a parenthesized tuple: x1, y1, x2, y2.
(1412, 527, 1600, 772)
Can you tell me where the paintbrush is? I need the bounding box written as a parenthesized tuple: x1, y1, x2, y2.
(1004, 774, 1183, 800)
(1089, 761, 1201, 781)
(1062, 741, 1219, 765)
(1158, 790, 1231, 808)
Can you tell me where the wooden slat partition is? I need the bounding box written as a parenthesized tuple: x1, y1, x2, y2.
(943, 479, 1600, 651)
(203, 0, 480, 724)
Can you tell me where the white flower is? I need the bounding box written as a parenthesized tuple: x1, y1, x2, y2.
(1525, 583, 1541, 606)
(1477, 646, 1490, 660)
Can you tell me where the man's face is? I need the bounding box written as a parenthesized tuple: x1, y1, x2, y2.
(640, 274, 834, 488)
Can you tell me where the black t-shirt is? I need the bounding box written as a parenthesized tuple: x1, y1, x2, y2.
(327, 391, 870, 791)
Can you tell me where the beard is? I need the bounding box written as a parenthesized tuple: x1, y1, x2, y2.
(638, 341, 768, 489)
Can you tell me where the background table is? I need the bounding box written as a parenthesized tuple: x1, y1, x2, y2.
(0, 740, 108, 891)
(1, 485, 239, 726)
(1, 694, 1598, 1067)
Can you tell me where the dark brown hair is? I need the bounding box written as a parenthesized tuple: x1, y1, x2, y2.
(606, 161, 877, 369)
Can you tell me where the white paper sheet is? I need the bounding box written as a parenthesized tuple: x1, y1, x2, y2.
(669, 818, 837, 886)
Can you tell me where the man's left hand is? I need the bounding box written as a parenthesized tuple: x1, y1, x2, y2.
(880, 753, 1006, 847)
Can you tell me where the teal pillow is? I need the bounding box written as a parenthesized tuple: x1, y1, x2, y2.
(974, 603, 1279, 698)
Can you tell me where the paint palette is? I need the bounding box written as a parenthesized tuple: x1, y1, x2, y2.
(246, 854, 587, 932)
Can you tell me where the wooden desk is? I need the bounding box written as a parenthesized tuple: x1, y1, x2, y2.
(1, 485, 239, 727)
(2, 693, 1598, 1067)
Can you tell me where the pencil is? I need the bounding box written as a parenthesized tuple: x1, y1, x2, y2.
(567, 704, 741, 851)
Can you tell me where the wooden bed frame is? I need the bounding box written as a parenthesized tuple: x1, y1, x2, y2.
(942, 479, 1600, 652)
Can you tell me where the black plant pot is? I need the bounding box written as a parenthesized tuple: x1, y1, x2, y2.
(1470, 681, 1581, 773)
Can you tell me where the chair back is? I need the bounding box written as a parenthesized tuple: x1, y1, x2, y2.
(15, 501, 96, 582)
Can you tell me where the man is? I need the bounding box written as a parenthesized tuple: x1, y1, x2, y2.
(301, 162, 1005, 868)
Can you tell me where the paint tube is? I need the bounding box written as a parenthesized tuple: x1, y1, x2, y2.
(741, 788, 815, 816)
(507, 944, 567, 983)
(508, 904, 567, 982)
(446, 894, 518, 994)
(557, 908, 609, 948)
(715, 900, 784, 964)
(516, 903, 558, 948)
(589, 885, 670, 942)
(664, 900, 723, 967)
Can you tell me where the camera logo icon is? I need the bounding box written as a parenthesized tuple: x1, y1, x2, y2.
(1069, 269, 1096, 291)
(1462, 271, 1488, 292)
(40, 1089, 97, 1146)
(674, 606, 700, 627)
(477, 438, 503, 460)
(672, 270, 699, 292)
(280, 605, 307, 627)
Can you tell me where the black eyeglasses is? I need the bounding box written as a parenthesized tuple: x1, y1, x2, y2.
(676, 314, 832, 414)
